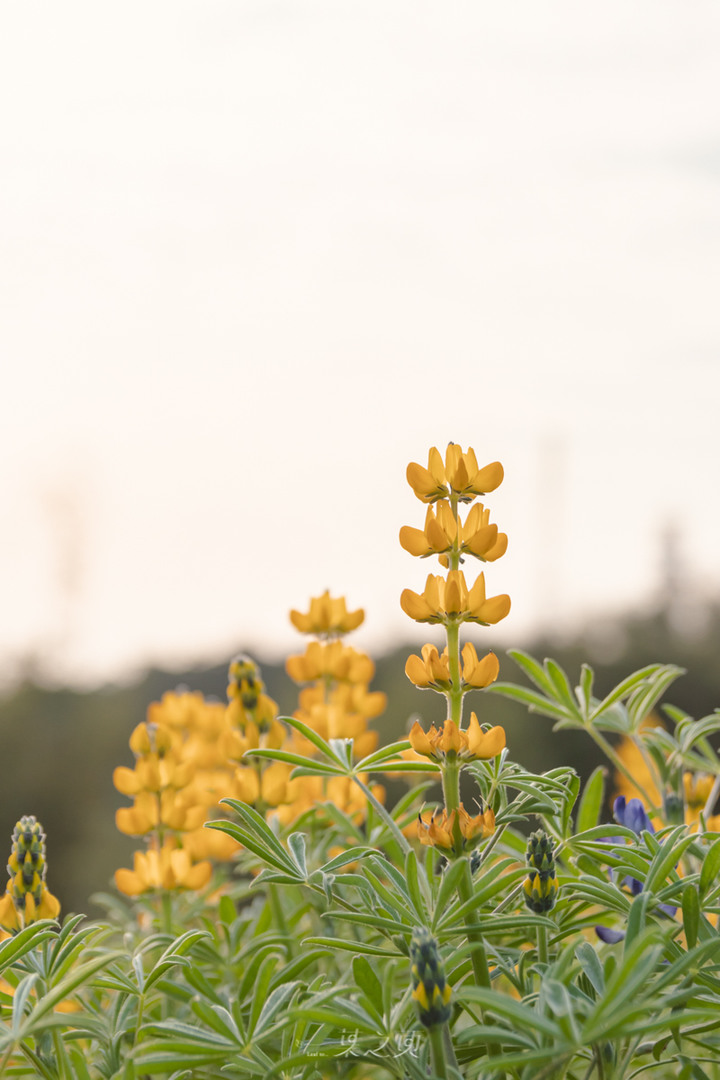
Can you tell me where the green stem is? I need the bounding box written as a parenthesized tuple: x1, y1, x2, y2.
(428, 1023, 449, 1078)
(457, 858, 491, 990)
(445, 619, 463, 727)
(442, 759, 461, 816)
(537, 922, 548, 965)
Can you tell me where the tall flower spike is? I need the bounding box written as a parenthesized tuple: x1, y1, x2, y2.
(0, 817, 60, 930)
(410, 928, 452, 1028)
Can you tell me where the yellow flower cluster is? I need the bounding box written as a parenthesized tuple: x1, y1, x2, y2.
(417, 805, 495, 851)
(401, 569, 510, 627)
(114, 691, 242, 896)
(405, 642, 499, 691)
(408, 717, 506, 763)
(0, 817, 61, 931)
(406, 445, 503, 504)
(280, 591, 386, 825)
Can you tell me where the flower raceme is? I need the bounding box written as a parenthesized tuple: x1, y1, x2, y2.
(405, 642, 499, 691)
(408, 717, 506, 763)
(0, 817, 60, 931)
(407, 446, 504, 504)
(400, 570, 510, 626)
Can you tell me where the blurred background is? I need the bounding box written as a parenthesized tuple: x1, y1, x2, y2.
(2, 0, 719, 912)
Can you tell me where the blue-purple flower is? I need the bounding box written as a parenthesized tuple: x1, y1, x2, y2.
(595, 796, 674, 943)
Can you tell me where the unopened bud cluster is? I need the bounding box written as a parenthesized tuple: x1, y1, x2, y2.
(410, 928, 452, 1028)
(524, 830, 559, 914)
(0, 816, 60, 930)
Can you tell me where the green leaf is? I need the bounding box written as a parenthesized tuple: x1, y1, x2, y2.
(575, 942, 604, 996)
(256, 981, 301, 1035)
(624, 891, 650, 951)
(244, 748, 345, 775)
(11, 972, 38, 1035)
(506, 649, 559, 697)
(352, 955, 383, 1021)
(457, 986, 563, 1040)
(356, 740, 414, 770)
(589, 664, 664, 722)
(404, 848, 430, 921)
(489, 683, 571, 722)
(279, 715, 348, 765)
(0, 921, 57, 974)
(302, 937, 400, 957)
(576, 664, 595, 716)
(682, 884, 700, 950)
(575, 766, 606, 834)
(287, 832, 307, 877)
(644, 828, 696, 895)
(544, 658, 581, 715)
(699, 834, 720, 898)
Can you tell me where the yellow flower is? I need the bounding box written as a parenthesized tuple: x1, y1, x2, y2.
(406, 445, 504, 504)
(400, 570, 510, 626)
(461, 644, 500, 688)
(405, 644, 451, 689)
(114, 842, 212, 896)
(289, 590, 364, 636)
(408, 716, 505, 762)
(417, 804, 495, 850)
(684, 773, 716, 824)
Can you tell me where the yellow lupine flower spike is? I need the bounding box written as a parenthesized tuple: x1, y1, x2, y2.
(0, 817, 60, 931)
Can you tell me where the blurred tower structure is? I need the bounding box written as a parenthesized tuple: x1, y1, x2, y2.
(533, 434, 567, 635)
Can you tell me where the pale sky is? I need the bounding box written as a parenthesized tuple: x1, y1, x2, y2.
(2, 1, 719, 685)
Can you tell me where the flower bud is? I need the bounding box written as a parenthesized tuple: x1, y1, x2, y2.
(410, 928, 452, 1028)
(524, 830, 558, 914)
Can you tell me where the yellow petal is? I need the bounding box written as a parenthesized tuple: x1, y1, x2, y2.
(399, 525, 431, 557)
(408, 721, 436, 758)
(472, 461, 504, 493)
(405, 654, 431, 688)
(400, 589, 434, 622)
